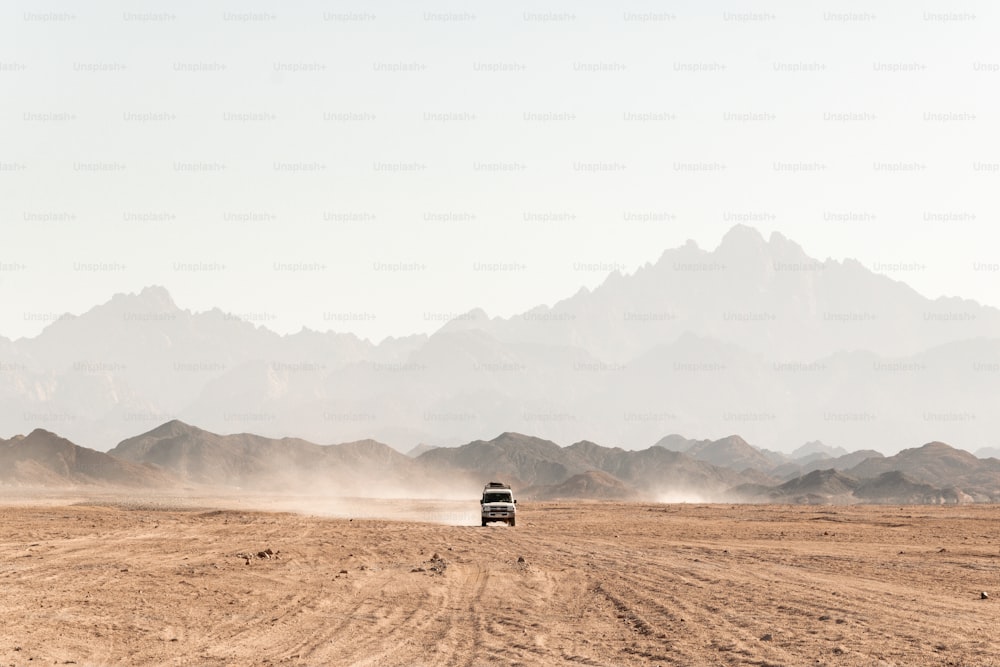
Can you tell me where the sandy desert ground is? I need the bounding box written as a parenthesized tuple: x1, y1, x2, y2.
(0, 494, 997, 667)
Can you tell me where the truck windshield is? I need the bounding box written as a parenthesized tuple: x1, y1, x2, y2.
(483, 493, 511, 503)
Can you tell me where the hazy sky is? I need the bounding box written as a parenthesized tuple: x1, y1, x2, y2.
(2, 0, 998, 342)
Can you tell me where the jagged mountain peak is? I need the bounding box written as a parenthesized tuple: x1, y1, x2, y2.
(143, 419, 203, 438)
(490, 431, 560, 449)
(652, 434, 698, 452)
(907, 441, 974, 458)
(135, 284, 177, 307)
(103, 285, 181, 315)
(21, 428, 79, 451)
(718, 223, 767, 249)
(792, 441, 849, 460)
(712, 434, 753, 448)
(439, 307, 493, 333)
(26, 427, 60, 439)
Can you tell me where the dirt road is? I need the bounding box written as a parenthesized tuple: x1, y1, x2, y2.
(0, 499, 997, 666)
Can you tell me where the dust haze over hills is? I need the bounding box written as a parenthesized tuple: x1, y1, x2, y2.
(2, 226, 1000, 458)
(2, 420, 998, 505)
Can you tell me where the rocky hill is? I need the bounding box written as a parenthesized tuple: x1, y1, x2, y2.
(109, 420, 414, 493)
(666, 434, 784, 473)
(0, 428, 175, 488)
(853, 471, 972, 505)
(846, 442, 1000, 502)
(771, 449, 884, 481)
(733, 469, 860, 505)
(523, 470, 639, 501)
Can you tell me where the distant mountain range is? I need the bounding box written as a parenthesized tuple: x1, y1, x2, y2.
(2, 225, 1000, 453)
(2, 421, 997, 504)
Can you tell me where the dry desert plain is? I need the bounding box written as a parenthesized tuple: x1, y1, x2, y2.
(0, 495, 998, 667)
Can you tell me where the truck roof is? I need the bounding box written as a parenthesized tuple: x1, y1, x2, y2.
(484, 482, 511, 489)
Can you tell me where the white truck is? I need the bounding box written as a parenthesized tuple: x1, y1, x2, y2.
(480, 482, 517, 526)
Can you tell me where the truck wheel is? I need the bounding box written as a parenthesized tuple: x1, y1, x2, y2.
(509, 518, 515, 527)
(481, 519, 487, 527)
